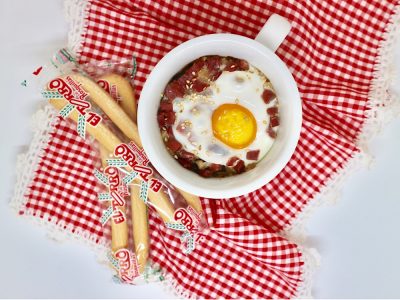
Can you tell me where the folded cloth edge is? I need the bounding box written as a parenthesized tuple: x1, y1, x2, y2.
(285, 2, 400, 297)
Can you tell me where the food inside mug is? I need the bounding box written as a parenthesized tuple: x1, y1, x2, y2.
(157, 55, 279, 178)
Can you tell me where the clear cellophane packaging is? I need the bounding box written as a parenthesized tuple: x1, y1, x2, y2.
(35, 48, 210, 284)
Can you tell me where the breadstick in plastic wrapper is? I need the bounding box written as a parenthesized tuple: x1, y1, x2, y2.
(100, 145, 128, 252)
(40, 50, 170, 283)
(46, 62, 209, 268)
(49, 98, 120, 153)
(59, 73, 142, 147)
(130, 185, 149, 274)
(177, 188, 202, 213)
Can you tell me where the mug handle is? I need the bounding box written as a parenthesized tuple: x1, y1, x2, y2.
(255, 14, 291, 52)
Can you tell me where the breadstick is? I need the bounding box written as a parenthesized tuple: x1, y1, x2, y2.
(49, 98, 120, 154)
(98, 73, 137, 123)
(147, 189, 176, 222)
(100, 146, 128, 252)
(59, 73, 142, 147)
(48, 98, 175, 223)
(130, 185, 149, 273)
(177, 188, 202, 213)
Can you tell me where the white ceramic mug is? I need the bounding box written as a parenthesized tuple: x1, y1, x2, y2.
(138, 14, 302, 198)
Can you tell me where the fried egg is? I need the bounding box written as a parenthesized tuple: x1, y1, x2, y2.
(172, 66, 278, 166)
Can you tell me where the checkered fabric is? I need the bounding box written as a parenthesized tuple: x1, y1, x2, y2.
(23, 119, 104, 239)
(22, 0, 399, 298)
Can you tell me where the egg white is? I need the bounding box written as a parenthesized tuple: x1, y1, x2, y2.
(172, 67, 278, 166)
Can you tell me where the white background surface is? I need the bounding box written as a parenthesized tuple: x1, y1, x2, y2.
(1, 0, 400, 298)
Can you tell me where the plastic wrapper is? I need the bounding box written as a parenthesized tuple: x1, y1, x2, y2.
(35, 48, 210, 284)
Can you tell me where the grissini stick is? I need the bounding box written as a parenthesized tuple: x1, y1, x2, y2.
(98, 73, 137, 123)
(177, 188, 202, 213)
(146, 189, 175, 223)
(130, 185, 149, 274)
(59, 73, 142, 147)
(48, 98, 176, 223)
(100, 145, 128, 252)
(49, 98, 120, 154)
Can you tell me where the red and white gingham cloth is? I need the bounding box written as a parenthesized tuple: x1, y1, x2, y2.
(21, 0, 399, 298)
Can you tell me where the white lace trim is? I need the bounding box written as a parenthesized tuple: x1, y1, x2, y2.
(10, 104, 109, 253)
(286, 4, 400, 298)
(11, 0, 400, 298)
(64, 0, 90, 54)
(11, 105, 57, 214)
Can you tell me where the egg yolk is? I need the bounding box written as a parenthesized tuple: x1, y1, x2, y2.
(212, 104, 257, 149)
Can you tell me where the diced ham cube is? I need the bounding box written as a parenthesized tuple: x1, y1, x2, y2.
(246, 150, 260, 161)
(224, 58, 249, 72)
(238, 59, 249, 71)
(270, 116, 280, 127)
(262, 89, 276, 104)
(233, 159, 245, 174)
(159, 100, 173, 112)
(224, 62, 239, 72)
(177, 72, 192, 86)
(205, 56, 221, 71)
(157, 111, 176, 127)
(166, 138, 182, 152)
(227, 156, 240, 167)
(188, 59, 206, 74)
(165, 80, 185, 101)
(177, 60, 206, 86)
(164, 112, 175, 125)
(178, 157, 192, 170)
(199, 168, 213, 178)
(267, 125, 277, 139)
(176, 122, 189, 134)
(266, 106, 278, 116)
(178, 149, 196, 160)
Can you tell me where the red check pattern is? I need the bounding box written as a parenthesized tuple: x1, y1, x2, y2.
(23, 119, 104, 238)
(22, 0, 399, 298)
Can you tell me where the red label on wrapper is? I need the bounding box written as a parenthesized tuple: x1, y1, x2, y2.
(97, 79, 120, 103)
(48, 76, 102, 127)
(114, 249, 140, 283)
(114, 142, 163, 190)
(112, 209, 126, 224)
(174, 207, 207, 243)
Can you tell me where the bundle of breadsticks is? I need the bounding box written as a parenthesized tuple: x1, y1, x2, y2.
(42, 50, 208, 284)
